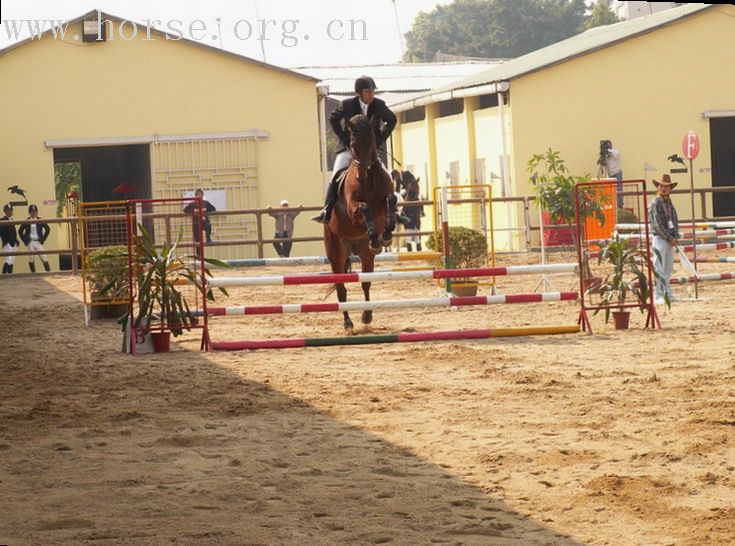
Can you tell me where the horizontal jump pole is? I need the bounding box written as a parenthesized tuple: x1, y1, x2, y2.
(206, 291, 578, 316)
(670, 271, 735, 284)
(616, 221, 735, 230)
(689, 256, 735, 263)
(219, 252, 441, 268)
(208, 263, 578, 287)
(210, 325, 581, 351)
(616, 229, 735, 239)
(680, 241, 735, 253)
(588, 241, 735, 259)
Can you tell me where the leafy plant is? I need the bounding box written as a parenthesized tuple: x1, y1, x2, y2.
(87, 245, 129, 299)
(527, 148, 607, 233)
(592, 235, 665, 323)
(118, 225, 228, 337)
(426, 226, 488, 270)
(54, 161, 81, 217)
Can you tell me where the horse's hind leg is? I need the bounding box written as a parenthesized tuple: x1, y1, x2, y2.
(337, 282, 353, 331)
(326, 230, 354, 331)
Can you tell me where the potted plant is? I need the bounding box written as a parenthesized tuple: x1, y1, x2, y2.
(527, 149, 608, 246)
(592, 235, 664, 329)
(121, 225, 228, 352)
(86, 245, 130, 319)
(426, 226, 488, 296)
(527, 149, 608, 289)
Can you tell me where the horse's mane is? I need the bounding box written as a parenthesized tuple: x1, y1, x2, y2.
(348, 114, 373, 138)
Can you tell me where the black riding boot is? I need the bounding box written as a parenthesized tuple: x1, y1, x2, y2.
(29, 262, 36, 273)
(43, 261, 51, 272)
(1, 264, 8, 274)
(6, 264, 13, 274)
(311, 173, 342, 224)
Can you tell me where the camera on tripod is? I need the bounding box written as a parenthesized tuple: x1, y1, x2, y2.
(597, 139, 613, 167)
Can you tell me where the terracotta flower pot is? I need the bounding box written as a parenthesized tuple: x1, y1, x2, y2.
(451, 281, 479, 297)
(612, 310, 630, 330)
(151, 331, 171, 352)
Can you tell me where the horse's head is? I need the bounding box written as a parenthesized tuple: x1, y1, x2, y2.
(401, 171, 420, 200)
(346, 114, 378, 167)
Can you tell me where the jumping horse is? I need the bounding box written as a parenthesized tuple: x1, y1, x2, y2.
(324, 114, 398, 331)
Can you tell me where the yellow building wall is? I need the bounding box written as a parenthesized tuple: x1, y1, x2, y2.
(398, 121, 429, 188)
(434, 114, 471, 187)
(510, 6, 735, 221)
(473, 107, 522, 250)
(0, 19, 325, 269)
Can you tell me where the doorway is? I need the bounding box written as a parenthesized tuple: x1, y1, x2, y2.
(53, 144, 152, 203)
(710, 117, 735, 217)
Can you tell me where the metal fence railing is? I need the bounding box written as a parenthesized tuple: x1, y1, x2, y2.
(2, 186, 733, 272)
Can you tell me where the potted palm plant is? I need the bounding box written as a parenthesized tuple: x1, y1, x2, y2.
(121, 224, 228, 352)
(593, 235, 664, 329)
(426, 226, 488, 296)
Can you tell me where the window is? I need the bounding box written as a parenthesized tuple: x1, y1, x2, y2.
(401, 106, 426, 124)
(438, 99, 464, 117)
(477, 94, 499, 110)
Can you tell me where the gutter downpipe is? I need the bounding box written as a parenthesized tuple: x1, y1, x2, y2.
(317, 84, 330, 195)
(497, 83, 514, 249)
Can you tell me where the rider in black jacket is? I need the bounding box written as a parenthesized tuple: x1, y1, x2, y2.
(312, 76, 401, 224)
(19, 204, 51, 272)
(1, 203, 19, 274)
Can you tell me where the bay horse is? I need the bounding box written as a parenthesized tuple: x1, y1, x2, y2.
(324, 114, 398, 331)
(400, 171, 424, 252)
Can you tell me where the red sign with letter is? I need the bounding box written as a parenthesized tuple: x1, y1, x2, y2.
(682, 131, 700, 161)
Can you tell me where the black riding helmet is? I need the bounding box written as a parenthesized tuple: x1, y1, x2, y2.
(354, 76, 377, 94)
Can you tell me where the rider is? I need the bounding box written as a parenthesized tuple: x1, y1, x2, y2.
(312, 76, 406, 224)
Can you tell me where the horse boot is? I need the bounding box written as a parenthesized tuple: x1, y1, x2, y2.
(29, 262, 36, 273)
(311, 171, 343, 224)
(43, 261, 51, 272)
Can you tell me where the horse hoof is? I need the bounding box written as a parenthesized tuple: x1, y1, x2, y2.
(362, 310, 373, 325)
(344, 319, 354, 332)
(381, 234, 393, 247)
(369, 244, 382, 255)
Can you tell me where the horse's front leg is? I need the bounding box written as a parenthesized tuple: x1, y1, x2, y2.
(358, 203, 382, 254)
(382, 193, 398, 248)
(360, 251, 375, 325)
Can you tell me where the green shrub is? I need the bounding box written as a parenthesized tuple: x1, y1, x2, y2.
(87, 245, 129, 298)
(426, 226, 487, 269)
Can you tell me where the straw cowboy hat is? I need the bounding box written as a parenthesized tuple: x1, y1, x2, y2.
(653, 174, 677, 190)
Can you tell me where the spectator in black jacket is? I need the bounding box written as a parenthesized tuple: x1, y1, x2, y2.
(19, 204, 51, 272)
(1, 203, 19, 274)
(184, 189, 216, 244)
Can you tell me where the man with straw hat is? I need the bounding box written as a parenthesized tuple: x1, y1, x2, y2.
(648, 174, 680, 304)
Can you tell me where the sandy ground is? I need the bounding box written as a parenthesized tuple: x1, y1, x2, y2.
(1, 251, 734, 546)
